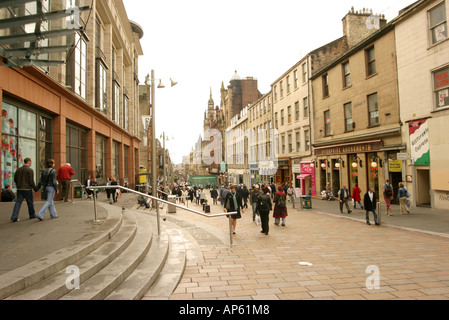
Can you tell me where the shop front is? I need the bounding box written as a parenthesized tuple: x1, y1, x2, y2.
(0, 67, 140, 200)
(275, 158, 291, 186)
(313, 140, 402, 202)
(295, 161, 316, 197)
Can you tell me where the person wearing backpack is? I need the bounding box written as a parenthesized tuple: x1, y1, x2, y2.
(382, 179, 394, 216)
(273, 185, 288, 227)
(257, 187, 272, 235)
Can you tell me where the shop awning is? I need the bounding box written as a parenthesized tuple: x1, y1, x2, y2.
(297, 174, 311, 180)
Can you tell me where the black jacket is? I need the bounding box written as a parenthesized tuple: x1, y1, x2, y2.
(363, 192, 378, 211)
(257, 193, 272, 212)
(225, 191, 243, 213)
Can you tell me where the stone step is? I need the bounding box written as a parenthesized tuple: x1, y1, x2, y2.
(105, 217, 169, 300)
(59, 210, 154, 300)
(0, 203, 123, 300)
(141, 227, 186, 300)
(5, 210, 138, 300)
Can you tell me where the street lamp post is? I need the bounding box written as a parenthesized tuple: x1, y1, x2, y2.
(144, 70, 177, 234)
(150, 70, 157, 211)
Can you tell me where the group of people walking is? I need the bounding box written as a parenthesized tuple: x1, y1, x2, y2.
(7, 157, 125, 223)
(9, 158, 75, 223)
(337, 179, 412, 225)
(216, 183, 289, 236)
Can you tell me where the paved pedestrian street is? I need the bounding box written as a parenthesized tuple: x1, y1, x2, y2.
(163, 196, 449, 301)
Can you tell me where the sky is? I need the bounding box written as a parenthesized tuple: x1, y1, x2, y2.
(123, 0, 416, 164)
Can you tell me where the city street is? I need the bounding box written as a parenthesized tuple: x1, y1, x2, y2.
(160, 192, 449, 300)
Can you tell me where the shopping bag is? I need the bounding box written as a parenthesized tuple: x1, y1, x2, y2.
(255, 214, 261, 226)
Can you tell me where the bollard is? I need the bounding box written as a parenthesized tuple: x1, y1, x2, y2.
(377, 201, 381, 224)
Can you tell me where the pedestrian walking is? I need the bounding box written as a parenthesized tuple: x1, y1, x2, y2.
(383, 179, 394, 216)
(352, 184, 363, 209)
(287, 184, 294, 203)
(57, 163, 74, 202)
(338, 185, 352, 214)
(1, 184, 15, 202)
(250, 185, 261, 221)
(398, 182, 410, 215)
(270, 183, 276, 199)
(181, 187, 188, 204)
(364, 187, 380, 225)
(257, 187, 272, 235)
(10, 157, 39, 222)
(224, 184, 244, 234)
(188, 187, 194, 203)
(105, 177, 112, 201)
(242, 185, 249, 208)
(36, 159, 58, 221)
(195, 187, 200, 205)
(199, 188, 207, 205)
(219, 185, 225, 206)
(221, 186, 230, 207)
(110, 177, 119, 203)
(273, 185, 288, 226)
(210, 187, 218, 204)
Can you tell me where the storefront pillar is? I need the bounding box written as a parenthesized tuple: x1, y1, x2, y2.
(53, 114, 66, 167)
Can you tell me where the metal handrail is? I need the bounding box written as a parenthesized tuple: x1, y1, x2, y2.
(86, 185, 237, 246)
(70, 179, 84, 203)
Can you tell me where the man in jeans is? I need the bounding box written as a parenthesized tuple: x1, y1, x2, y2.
(57, 163, 75, 202)
(10, 158, 39, 222)
(338, 184, 352, 214)
(364, 187, 380, 225)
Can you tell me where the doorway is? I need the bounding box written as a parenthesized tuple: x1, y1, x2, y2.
(389, 172, 402, 205)
(416, 169, 431, 207)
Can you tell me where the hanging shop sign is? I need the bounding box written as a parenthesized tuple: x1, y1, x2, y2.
(409, 119, 430, 166)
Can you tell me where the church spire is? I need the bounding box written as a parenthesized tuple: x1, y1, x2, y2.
(208, 87, 214, 109)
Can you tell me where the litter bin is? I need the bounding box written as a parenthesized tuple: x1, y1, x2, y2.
(74, 186, 83, 199)
(301, 195, 312, 209)
(168, 195, 177, 213)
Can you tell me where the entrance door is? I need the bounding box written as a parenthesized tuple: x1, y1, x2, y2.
(390, 172, 402, 205)
(416, 169, 431, 206)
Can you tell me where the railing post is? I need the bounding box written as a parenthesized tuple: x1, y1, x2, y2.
(156, 199, 161, 236)
(93, 189, 99, 222)
(228, 216, 234, 246)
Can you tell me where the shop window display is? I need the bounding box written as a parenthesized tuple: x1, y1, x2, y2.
(1, 102, 37, 191)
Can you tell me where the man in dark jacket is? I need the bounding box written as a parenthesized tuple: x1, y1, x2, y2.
(250, 185, 261, 221)
(257, 187, 272, 235)
(10, 158, 39, 222)
(364, 187, 380, 226)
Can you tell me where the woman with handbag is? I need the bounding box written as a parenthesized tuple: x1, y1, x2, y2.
(397, 182, 410, 215)
(36, 159, 58, 221)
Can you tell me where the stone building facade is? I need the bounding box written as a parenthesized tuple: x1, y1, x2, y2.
(1, 0, 143, 198)
(311, 17, 403, 200)
(247, 91, 275, 186)
(395, 0, 449, 209)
